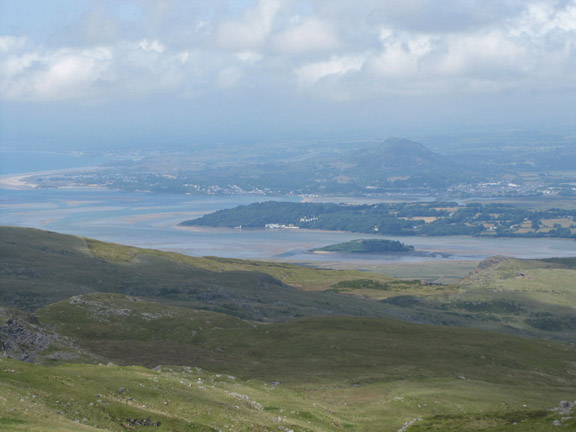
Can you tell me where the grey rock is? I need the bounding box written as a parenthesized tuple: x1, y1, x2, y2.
(0, 307, 88, 363)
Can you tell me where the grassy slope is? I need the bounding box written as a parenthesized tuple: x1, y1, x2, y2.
(444, 256, 576, 338)
(31, 293, 576, 431)
(38, 294, 576, 386)
(1, 358, 574, 432)
(311, 253, 576, 342)
(319, 260, 478, 285)
(3, 227, 576, 430)
(0, 359, 576, 432)
(357, 255, 576, 342)
(3, 225, 576, 337)
(1, 226, 423, 321)
(3, 226, 575, 334)
(0, 358, 349, 432)
(84, 235, 401, 292)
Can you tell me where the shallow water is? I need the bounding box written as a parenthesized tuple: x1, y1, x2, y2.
(1, 187, 575, 263)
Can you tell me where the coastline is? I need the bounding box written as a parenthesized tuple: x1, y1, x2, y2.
(0, 172, 40, 190)
(174, 223, 576, 242)
(174, 224, 353, 235)
(0, 166, 103, 190)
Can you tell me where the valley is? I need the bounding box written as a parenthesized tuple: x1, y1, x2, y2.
(1, 226, 576, 431)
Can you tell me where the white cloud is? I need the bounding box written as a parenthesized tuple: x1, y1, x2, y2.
(217, 66, 243, 88)
(273, 18, 340, 53)
(216, 0, 281, 49)
(175, 51, 190, 64)
(1, 47, 113, 101)
(514, 2, 576, 36)
(378, 27, 395, 42)
(436, 32, 524, 78)
(138, 39, 165, 53)
(0, 36, 28, 53)
(296, 54, 366, 86)
(235, 50, 263, 63)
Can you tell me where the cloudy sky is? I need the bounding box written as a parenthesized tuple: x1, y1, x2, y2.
(1, 0, 575, 148)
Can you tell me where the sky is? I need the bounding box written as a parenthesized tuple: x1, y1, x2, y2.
(1, 0, 575, 149)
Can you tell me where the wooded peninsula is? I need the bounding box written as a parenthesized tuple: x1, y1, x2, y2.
(180, 201, 576, 238)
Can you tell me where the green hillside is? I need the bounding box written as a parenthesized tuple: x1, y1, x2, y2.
(0, 226, 416, 321)
(0, 358, 347, 432)
(3, 226, 575, 340)
(2, 356, 574, 432)
(455, 256, 576, 335)
(4, 225, 576, 338)
(380, 255, 576, 342)
(1, 292, 574, 431)
(3, 226, 576, 431)
(38, 293, 576, 386)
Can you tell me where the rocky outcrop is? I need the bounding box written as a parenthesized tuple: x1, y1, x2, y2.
(459, 255, 512, 286)
(0, 307, 88, 363)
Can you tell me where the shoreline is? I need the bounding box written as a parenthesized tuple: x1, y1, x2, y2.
(175, 223, 576, 242)
(174, 224, 353, 235)
(0, 166, 103, 190)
